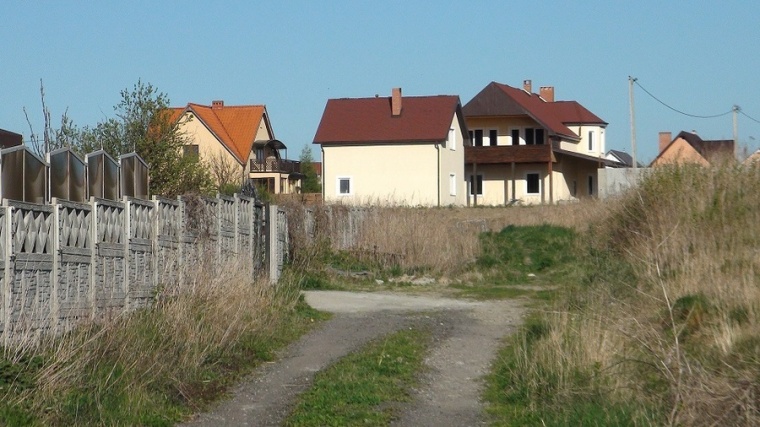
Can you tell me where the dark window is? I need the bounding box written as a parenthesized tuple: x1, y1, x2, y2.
(588, 131, 594, 151)
(468, 130, 474, 142)
(536, 128, 545, 145)
(526, 173, 540, 194)
(588, 175, 594, 195)
(474, 129, 484, 147)
(572, 180, 577, 197)
(469, 175, 483, 196)
(525, 128, 535, 145)
(339, 177, 351, 195)
(256, 148, 265, 161)
(511, 129, 520, 145)
(489, 129, 498, 146)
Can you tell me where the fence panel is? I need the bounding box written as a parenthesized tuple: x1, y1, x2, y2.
(55, 199, 92, 332)
(94, 198, 126, 317)
(154, 197, 181, 288)
(126, 198, 154, 309)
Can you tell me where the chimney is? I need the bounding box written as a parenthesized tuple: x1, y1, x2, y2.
(539, 86, 554, 102)
(523, 79, 532, 93)
(659, 131, 672, 153)
(391, 87, 402, 116)
(212, 100, 224, 109)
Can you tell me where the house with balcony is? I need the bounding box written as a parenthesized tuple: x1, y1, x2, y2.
(463, 80, 610, 205)
(313, 88, 468, 206)
(171, 100, 301, 194)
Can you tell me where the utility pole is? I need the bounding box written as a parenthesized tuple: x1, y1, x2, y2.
(629, 76, 638, 169)
(733, 105, 740, 157)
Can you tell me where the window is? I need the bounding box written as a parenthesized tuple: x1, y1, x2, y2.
(449, 173, 456, 196)
(469, 174, 483, 196)
(588, 175, 594, 196)
(337, 177, 352, 195)
(588, 130, 594, 151)
(535, 128, 545, 145)
(183, 144, 199, 157)
(526, 173, 540, 194)
(489, 129, 498, 146)
(448, 128, 456, 150)
(511, 129, 520, 145)
(473, 129, 484, 147)
(525, 128, 535, 145)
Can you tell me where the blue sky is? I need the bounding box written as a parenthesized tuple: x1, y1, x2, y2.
(2, 1, 759, 163)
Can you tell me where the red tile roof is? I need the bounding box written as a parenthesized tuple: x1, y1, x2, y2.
(462, 82, 606, 141)
(171, 102, 268, 164)
(313, 95, 463, 144)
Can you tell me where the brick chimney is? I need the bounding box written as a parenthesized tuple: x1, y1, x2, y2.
(659, 131, 672, 153)
(391, 87, 402, 116)
(539, 86, 554, 102)
(523, 80, 532, 93)
(212, 100, 224, 109)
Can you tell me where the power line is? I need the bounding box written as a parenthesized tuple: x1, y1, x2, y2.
(739, 109, 760, 125)
(634, 79, 733, 119)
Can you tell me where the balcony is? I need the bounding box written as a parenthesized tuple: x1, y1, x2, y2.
(250, 158, 302, 174)
(465, 144, 553, 164)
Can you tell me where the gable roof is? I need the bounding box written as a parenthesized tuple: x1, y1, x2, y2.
(462, 82, 606, 142)
(651, 131, 734, 165)
(606, 149, 636, 167)
(313, 95, 464, 144)
(171, 102, 269, 164)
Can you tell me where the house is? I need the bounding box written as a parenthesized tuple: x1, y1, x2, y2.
(313, 88, 468, 206)
(650, 131, 734, 167)
(463, 80, 610, 205)
(605, 149, 642, 168)
(171, 100, 302, 194)
(0, 128, 23, 149)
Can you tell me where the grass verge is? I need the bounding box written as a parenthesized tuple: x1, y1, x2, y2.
(284, 327, 431, 426)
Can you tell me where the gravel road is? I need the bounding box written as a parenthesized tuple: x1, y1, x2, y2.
(180, 290, 525, 426)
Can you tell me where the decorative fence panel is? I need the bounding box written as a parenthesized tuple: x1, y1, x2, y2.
(0, 195, 286, 345)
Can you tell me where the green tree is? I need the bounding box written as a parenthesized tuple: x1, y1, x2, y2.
(299, 145, 321, 193)
(77, 80, 212, 197)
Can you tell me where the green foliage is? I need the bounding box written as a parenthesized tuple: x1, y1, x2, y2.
(75, 80, 213, 197)
(299, 146, 321, 193)
(285, 328, 430, 426)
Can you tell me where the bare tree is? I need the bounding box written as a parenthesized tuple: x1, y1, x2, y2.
(205, 150, 245, 195)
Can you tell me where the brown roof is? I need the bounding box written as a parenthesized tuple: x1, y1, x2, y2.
(651, 131, 734, 165)
(0, 128, 23, 149)
(313, 95, 463, 144)
(171, 102, 269, 164)
(462, 82, 606, 141)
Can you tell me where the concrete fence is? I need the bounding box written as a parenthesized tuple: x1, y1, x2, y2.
(0, 195, 287, 345)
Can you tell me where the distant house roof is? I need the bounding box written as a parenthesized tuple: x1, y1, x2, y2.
(606, 149, 642, 167)
(0, 128, 23, 149)
(170, 101, 269, 164)
(462, 82, 606, 142)
(651, 131, 734, 165)
(313, 94, 465, 145)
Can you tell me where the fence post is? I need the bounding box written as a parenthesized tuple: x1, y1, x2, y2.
(1, 201, 12, 347)
(89, 197, 97, 319)
(123, 196, 131, 311)
(50, 198, 61, 335)
(177, 196, 184, 286)
(267, 204, 279, 284)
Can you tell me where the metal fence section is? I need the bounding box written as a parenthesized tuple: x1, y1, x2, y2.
(0, 196, 286, 345)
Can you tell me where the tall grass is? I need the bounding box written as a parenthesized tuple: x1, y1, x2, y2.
(1, 249, 307, 426)
(493, 163, 760, 426)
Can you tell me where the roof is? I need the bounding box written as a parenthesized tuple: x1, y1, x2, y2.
(0, 128, 23, 149)
(462, 82, 606, 141)
(171, 102, 268, 164)
(651, 131, 734, 165)
(313, 95, 463, 144)
(605, 149, 643, 167)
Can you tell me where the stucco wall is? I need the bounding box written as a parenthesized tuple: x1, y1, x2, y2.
(177, 112, 244, 184)
(651, 137, 709, 166)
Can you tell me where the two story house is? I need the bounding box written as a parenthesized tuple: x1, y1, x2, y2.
(313, 88, 468, 206)
(463, 80, 609, 205)
(171, 100, 302, 194)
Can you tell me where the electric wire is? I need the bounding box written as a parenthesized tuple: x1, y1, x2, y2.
(740, 110, 760, 125)
(634, 79, 733, 119)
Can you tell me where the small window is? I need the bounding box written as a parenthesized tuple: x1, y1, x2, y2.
(337, 177, 352, 195)
(449, 173, 456, 196)
(535, 128, 545, 145)
(588, 131, 594, 151)
(511, 129, 520, 145)
(469, 175, 483, 196)
(488, 129, 498, 146)
(588, 175, 594, 196)
(473, 129, 484, 147)
(183, 144, 199, 157)
(526, 173, 540, 194)
(448, 128, 456, 150)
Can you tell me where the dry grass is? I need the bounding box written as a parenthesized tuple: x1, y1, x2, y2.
(499, 163, 760, 425)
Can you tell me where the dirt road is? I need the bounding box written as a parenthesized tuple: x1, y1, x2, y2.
(181, 291, 525, 426)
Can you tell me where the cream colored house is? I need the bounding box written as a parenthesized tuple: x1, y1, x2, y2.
(650, 131, 734, 167)
(463, 80, 610, 205)
(313, 88, 468, 206)
(171, 100, 302, 194)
